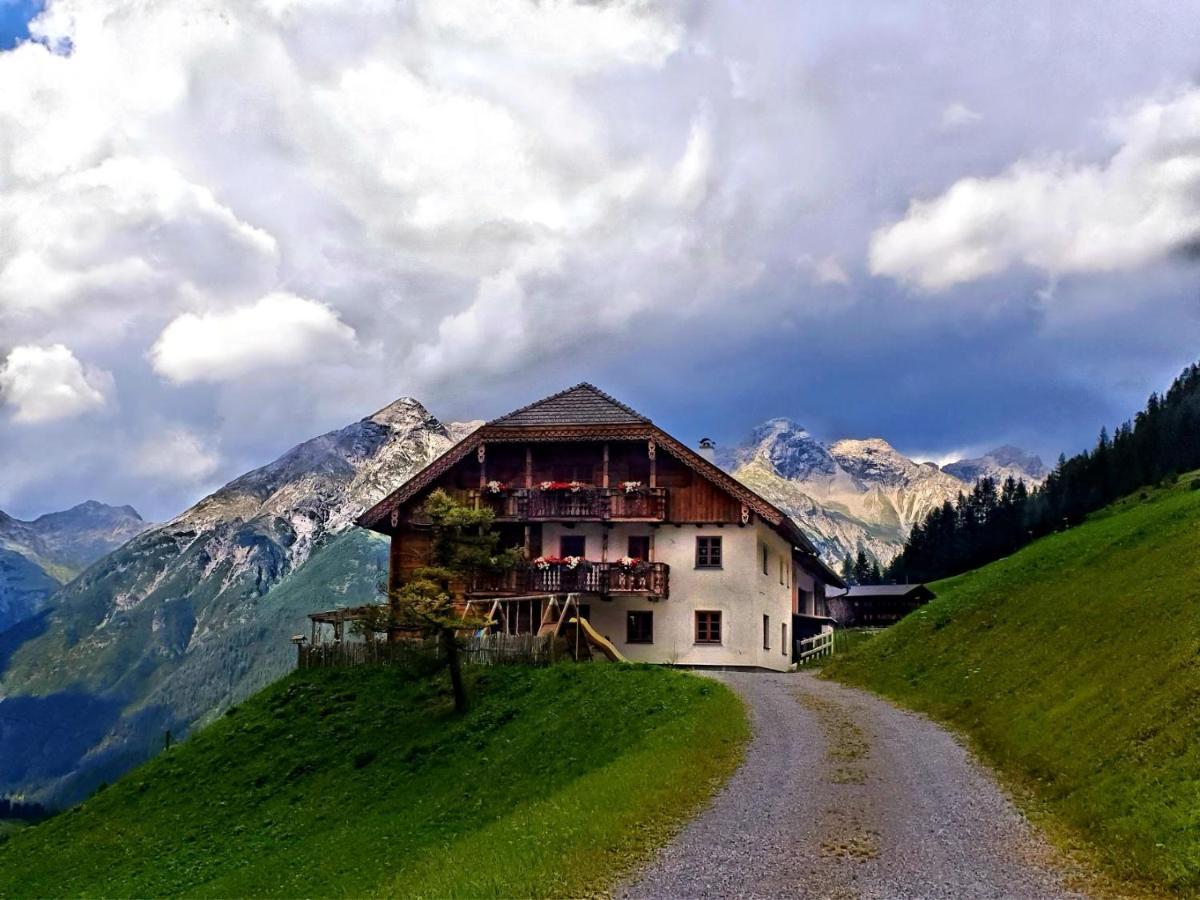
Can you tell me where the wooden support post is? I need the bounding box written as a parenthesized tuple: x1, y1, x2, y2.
(525, 446, 533, 488)
(602, 443, 610, 489)
(387, 534, 403, 595)
(648, 439, 657, 488)
(387, 533, 403, 644)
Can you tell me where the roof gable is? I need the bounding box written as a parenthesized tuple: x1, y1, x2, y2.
(488, 383, 649, 428)
(353, 382, 844, 587)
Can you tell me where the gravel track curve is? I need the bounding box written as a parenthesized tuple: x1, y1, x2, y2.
(621, 672, 1085, 900)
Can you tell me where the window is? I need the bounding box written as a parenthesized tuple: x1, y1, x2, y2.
(695, 611, 722, 644)
(559, 535, 585, 558)
(763, 614, 770, 649)
(781, 623, 788, 656)
(695, 536, 722, 569)
(628, 535, 650, 561)
(762, 544, 769, 575)
(779, 556, 785, 585)
(627, 611, 653, 644)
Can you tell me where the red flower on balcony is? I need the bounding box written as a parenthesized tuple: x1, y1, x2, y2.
(537, 480, 590, 492)
(531, 555, 590, 570)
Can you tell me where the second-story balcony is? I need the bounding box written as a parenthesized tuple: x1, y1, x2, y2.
(468, 560, 669, 599)
(474, 485, 667, 522)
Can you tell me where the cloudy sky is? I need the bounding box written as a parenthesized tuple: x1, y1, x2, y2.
(2, 0, 1200, 521)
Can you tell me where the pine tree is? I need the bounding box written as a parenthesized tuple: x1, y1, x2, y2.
(841, 553, 856, 585)
(852, 549, 873, 586)
(889, 359, 1200, 583)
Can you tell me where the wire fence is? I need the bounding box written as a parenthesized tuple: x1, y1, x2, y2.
(297, 632, 556, 670)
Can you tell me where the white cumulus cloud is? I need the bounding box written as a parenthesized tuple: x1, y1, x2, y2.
(0, 344, 112, 423)
(134, 426, 221, 483)
(150, 292, 358, 384)
(940, 102, 982, 129)
(871, 87, 1200, 291)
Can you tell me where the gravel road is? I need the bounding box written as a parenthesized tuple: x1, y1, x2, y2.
(622, 672, 1085, 900)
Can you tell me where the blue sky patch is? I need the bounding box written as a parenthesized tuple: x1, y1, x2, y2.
(0, 0, 43, 51)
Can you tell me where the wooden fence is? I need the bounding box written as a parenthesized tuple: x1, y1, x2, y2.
(297, 633, 555, 670)
(795, 630, 835, 666)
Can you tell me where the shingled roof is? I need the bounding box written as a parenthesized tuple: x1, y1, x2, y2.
(487, 383, 649, 428)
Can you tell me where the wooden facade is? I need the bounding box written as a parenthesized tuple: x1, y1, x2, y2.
(358, 384, 843, 614)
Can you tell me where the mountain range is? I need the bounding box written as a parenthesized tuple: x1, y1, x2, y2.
(718, 420, 1047, 567)
(0, 398, 1043, 807)
(0, 502, 150, 633)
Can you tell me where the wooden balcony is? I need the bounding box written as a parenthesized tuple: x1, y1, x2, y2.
(468, 561, 669, 599)
(474, 487, 667, 522)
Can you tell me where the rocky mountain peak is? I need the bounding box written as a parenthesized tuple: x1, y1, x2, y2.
(367, 397, 439, 431)
(942, 445, 1048, 485)
(733, 417, 839, 481)
(723, 419, 1038, 570)
(828, 438, 931, 488)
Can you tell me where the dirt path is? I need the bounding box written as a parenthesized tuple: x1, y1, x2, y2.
(622, 672, 1085, 900)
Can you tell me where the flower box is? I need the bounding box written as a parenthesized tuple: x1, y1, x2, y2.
(537, 480, 590, 493)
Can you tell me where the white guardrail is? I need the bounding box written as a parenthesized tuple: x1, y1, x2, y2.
(795, 630, 834, 664)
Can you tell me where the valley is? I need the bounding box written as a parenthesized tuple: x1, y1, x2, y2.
(0, 395, 1045, 809)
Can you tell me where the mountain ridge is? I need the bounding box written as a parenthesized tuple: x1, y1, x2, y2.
(719, 421, 1045, 567)
(0, 399, 457, 807)
(0, 501, 150, 632)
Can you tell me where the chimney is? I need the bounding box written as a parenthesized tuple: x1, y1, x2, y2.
(698, 437, 716, 463)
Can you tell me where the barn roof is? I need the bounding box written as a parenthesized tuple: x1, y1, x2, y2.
(834, 584, 936, 600)
(487, 383, 650, 427)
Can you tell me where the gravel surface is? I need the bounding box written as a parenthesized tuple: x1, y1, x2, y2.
(622, 672, 1085, 900)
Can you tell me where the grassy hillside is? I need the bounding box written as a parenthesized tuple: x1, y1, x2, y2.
(827, 476, 1200, 893)
(0, 663, 746, 897)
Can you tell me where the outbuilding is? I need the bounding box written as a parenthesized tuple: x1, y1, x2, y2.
(825, 584, 935, 627)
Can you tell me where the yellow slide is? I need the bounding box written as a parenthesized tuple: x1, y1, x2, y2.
(568, 616, 629, 663)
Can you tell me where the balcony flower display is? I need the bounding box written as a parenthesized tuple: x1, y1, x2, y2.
(621, 481, 644, 494)
(616, 555, 643, 570)
(485, 480, 506, 494)
(531, 555, 589, 570)
(538, 480, 589, 493)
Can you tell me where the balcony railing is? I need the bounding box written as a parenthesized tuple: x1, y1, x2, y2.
(474, 487, 667, 522)
(468, 561, 669, 599)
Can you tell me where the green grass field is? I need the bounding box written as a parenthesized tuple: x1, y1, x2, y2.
(0, 663, 747, 897)
(827, 476, 1200, 894)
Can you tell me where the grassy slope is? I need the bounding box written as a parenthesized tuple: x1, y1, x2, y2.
(0, 664, 746, 898)
(827, 477, 1200, 893)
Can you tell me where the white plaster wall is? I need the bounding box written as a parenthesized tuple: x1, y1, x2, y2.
(539, 520, 796, 671)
